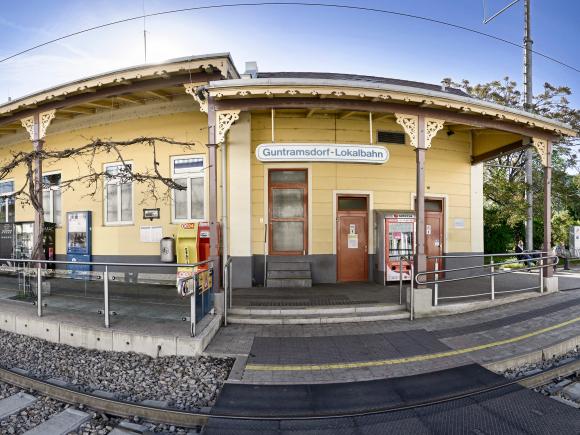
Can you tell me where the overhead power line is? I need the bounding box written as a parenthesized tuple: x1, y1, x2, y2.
(0, 2, 578, 73)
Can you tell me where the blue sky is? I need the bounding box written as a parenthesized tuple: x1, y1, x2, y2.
(0, 0, 578, 107)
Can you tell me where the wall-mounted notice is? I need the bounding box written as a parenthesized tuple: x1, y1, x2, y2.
(454, 218, 465, 229)
(140, 226, 163, 243)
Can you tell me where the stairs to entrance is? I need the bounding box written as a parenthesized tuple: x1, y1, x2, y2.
(266, 261, 312, 288)
(227, 304, 408, 324)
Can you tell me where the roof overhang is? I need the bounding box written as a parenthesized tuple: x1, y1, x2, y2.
(208, 78, 576, 138)
(0, 53, 239, 123)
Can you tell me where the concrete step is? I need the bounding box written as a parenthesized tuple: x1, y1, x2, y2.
(267, 262, 311, 271)
(267, 270, 312, 279)
(266, 278, 312, 288)
(230, 304, 405, 316)
(228, 310, 409, 325)
(23, 408, 91, 435)
(0, 392, 37, 420)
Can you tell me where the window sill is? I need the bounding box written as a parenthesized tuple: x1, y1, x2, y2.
(104, 222, 134, 227)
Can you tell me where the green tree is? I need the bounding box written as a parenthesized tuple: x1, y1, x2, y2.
(444, 77, 580, 251)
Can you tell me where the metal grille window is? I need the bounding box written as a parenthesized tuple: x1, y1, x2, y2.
(0, 181, 14, 223)
(172, 156, 205, 221)
(42, 173, 62, 226)
(377, 131, 406, 145)
(104, 162, 133, 225)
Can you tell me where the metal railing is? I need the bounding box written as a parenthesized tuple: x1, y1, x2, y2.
(0, 257, 213, 336)
(414, 252, 558, 306)
(223, 256, 233, 326)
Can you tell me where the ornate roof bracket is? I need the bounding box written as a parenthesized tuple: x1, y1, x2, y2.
(184, 83, 208, 113)
(395, 114, 445, 149)
(395, 113, 418, 148)
(20, 109, 55, 141)
(532, 138, 549, 167)
(216, 110, 240, 144)
(425, 118, 445, 148)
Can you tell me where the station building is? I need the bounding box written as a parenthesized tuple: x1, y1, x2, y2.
(0, 53, 574, 298)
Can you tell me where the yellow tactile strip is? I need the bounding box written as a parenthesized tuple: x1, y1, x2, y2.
(245, 317, 580, 372)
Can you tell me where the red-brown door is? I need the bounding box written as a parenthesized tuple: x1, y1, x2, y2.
(337, 196, 368, 282)
(425, 199, 444, 273)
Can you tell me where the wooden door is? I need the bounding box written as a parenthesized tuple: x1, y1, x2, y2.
(337, 196, 368, 282)
(425, 199, 444, 273)
(268, 169, 308, 256)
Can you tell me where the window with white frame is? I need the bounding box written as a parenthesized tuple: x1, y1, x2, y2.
(42, 173, 61, 226)
(0, 181, 14, 223)
(172, 156, 205, 221)
(104, 162, 133, 224)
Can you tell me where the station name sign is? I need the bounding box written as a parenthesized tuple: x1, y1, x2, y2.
(256, 143, 389, 164)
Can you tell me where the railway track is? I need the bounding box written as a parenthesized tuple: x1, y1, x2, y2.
(0, 357, 579, 434)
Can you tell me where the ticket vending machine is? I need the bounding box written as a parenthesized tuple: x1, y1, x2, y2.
(66, 211, 92, 278)
(176, 222, 213, 323)
(375, 210, 416, 284)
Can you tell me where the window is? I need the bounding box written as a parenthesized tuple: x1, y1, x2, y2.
(171, 156, 205, 221)
(104, 162, 133, 224)
(43, 173, 61, 226)
(0, 181, 14, 223)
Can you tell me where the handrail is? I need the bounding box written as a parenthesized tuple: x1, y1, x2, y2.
(417, 255, 555, 277)
(1, 257, 215, 335)
(416, 255, 557, 285)
(0, 258, 213, 268)
(414, 253, 558, 306)
(426, 251, 549, 259)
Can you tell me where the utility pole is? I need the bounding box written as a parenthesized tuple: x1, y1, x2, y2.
(483, 0, 534, 251)
(523, 0, 534, 251)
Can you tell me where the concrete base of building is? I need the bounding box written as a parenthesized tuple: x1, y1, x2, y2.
(543, 276, 559, 293)
(0, 305, 221, 358)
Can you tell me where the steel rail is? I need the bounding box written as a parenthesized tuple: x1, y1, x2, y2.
(0, 358, 578, 423)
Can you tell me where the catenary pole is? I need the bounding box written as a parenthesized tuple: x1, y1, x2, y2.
(523, 0, 534, 252)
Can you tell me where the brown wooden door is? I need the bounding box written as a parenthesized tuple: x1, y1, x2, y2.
(425, 206, 444, 273)
(337, 196, 368, 282)
(268, 169, 308, 256)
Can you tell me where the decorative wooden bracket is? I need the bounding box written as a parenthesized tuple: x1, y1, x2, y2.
(395, 114, 445, 148)
(184, 84, 208, 113)
(20, 109, 55, 141)
(216, 110, 240, 144)
(532, 138, 548, 167)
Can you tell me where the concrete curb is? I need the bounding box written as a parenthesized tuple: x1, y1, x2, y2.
(483, 334, 580, 373)
(0, 311, 222, 357)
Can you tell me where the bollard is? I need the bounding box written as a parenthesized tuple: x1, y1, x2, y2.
(399, 256, 403, 305)
(490, 256, 495, 301)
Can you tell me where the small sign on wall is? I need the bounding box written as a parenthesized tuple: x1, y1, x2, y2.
(454, 218, 465, 229)
(140, 226, 163, 243)
(348, 234, 359, 249)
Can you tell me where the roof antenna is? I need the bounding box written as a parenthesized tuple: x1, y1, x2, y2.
(142, 0, 147, 63)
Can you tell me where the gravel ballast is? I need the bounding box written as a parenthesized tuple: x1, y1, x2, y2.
(502, 346, 580, 380)
(0, 330, 234, 411)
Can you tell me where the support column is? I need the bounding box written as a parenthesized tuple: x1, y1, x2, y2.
(395, 113, 444, 315)
(415, 115, 427, 278)
(533, 138, 557, 292)
(20, 110, 55, 261)
(543, 140, 554, 279)
(207, 97, 221, 290)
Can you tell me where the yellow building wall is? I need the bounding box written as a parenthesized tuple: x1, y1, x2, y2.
(250, 112, 474, 255)
(0, 110, 218, 258)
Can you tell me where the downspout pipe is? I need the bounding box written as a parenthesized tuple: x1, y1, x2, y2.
(221, 140, 228, 288)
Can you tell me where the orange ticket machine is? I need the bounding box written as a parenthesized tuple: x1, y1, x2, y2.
(176, 222, 211, 279)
